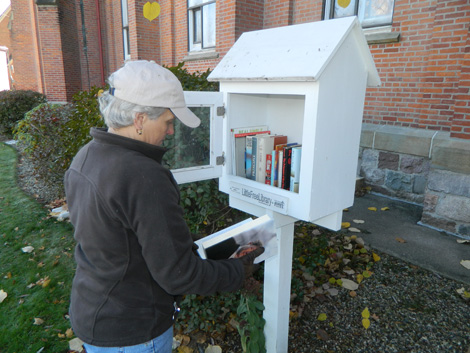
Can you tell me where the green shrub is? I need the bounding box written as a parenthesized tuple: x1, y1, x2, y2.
(0, 90, 46, 138)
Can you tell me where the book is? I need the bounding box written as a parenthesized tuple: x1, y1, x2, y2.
(245, 136, 254, 179)
(265, 153, 273, 185)
(281, 143, 300, 190)
(247, 133, 269, 180)
(289, 146, 302, 193)
(195, 215, 277, 264)
(277, 150, 283, 188)
(256, 135, 288, 184)
(271, 143, 287, 187)
(231, 126, 269, 176)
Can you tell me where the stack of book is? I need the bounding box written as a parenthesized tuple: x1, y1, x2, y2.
(231, 126, 302, 193)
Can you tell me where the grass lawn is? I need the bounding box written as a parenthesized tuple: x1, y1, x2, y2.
(0, 143, 76, 353)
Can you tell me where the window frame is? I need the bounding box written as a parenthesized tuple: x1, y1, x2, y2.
(187, 0, 216, 52)
(121, 0, 130, 60)
(323, 0, 395, 29)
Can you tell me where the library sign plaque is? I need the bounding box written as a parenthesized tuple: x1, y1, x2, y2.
(229, 182, 289, 215)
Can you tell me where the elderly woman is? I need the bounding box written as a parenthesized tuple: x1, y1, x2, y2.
(64, 60, 263, 353)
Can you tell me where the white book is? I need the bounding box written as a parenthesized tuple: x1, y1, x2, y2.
(195, 215, 277, 264)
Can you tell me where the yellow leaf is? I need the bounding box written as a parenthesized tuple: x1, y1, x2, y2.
(329, 277, 336, 285)
(356, 274, 364, 284)
(341, 222, 351, 228)
(58, 333, 65, 338)
(178, 346, 193, 353)
(0, 289, 7, 303)
(363, 270, 372, 278)
(336, 279, 343, 286)
(42, 278, 51, 288)
(317, 313, 327, 321)
(362, 307, 370, 319)
(368, 207, 377, 211)
(362, 318, 370, 329)
(143, 1, 161, 22)
(373, 253, 381, 262)
(298, 256, 306, 264)
(66, 328, 74, 338)
(33, 318, 44, 325)
(381, 207, 390, 211)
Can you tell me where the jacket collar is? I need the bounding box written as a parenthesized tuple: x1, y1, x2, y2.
(90, 127, 167, 163)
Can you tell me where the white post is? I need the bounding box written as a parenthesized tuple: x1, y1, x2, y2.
(263, 215, 295, 353)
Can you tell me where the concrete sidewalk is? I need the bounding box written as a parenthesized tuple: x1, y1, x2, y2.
(343, 193, 470, 285)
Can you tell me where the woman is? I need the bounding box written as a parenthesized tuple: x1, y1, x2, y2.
(64, 60, 263, 353)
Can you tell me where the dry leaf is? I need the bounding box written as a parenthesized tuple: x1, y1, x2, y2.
(22, 246, 34, 253)
(353, 219, 365, 224)
(341, 278, 359, 291)
(363, 270, 372, 278)
(368, 207, 377, 211)
(349, 290, 357, 297)
(381, 207, 390, 211)
(0, 289, 7, 303)
(65, 328, 74, 338)
(362, 318, 370, 329)
(341, 222, 351, 228)
(69, 338, 84, 352)
(33, 318, 44, 325)
(460, 260, 470, 270)
(349, 227, 361, 233)
(373, 253, 381, 262)
(205, 345, 222, 353)
(395, 237, 406, 243)
(327, 288, 339, 296)
(316, 329, 330, 341)
(362, 307, 370, 319)
(317, 313, 327, 321)
(356, 274, 364, 284)
(457, 239, 470, 244)
(177, 346, 193, 353)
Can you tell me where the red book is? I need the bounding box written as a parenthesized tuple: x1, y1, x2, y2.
(265, 153, 273, 185)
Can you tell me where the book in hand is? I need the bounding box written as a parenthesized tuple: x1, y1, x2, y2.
(195, 215, 277, 264)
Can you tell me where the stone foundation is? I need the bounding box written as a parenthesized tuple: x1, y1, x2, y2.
(358, 124, 470, 238)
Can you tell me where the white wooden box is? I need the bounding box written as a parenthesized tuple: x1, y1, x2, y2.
(205, 17, 380, 230)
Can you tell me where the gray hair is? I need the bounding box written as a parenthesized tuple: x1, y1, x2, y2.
(98, 91, 167, 129)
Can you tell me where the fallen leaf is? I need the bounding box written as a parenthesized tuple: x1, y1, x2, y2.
(65, 328, 74, 338)
(22, 246, 34, 253)
(317, 313, 327, 321)
(341, 222, 351, 228)
(353, 219, 365, 224)
(395, 237, 406, 243)
(33, 318, 44, 325)
(349, 227, 361, 233)
(69, 338, 84, 352)
(205, 345, 222, 353)
(457, 239, 470, 244)
(363, 270, 372, 278)
(341, 278, 359, 290)
(368, 207, 377, 211)
(327, 288, 339, 296)
(460, 260, 470, 270)
(343, 269, 355, 275)
(0, 289, 7, 303)
(362, 318, 370, 329)
(362, 307, 370, 319)
(316, 329, 330, 341)
(356, 274, 364, 284)
(373, 253, 381, 262)
(349, 290, 357, 297)
(178, 346, 193, 353)
(381, 207, 390, 211)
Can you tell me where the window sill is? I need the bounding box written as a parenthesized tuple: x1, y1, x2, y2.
(363, 26, 400, 45)
(183, 50, 219, 62)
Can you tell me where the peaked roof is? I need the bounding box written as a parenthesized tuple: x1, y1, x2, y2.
(209, 17, 381, 87)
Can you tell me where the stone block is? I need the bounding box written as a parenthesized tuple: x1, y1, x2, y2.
(413, 175, 427, 194)
(435, 195, 470, 223)
(378, 151, 399, 170)
(457, 224, 470, 236)
(372, 125, 436, 157)
(361, 148, 379, 167)
(385, 170, 412, 192)
(427, 170, 470, 198)
(360, 166, 385, 185)
(423, 193, 439, 212)
(360, 126, 375, 148)
(400, 155, 429, 175)
(421, 213, 457, 234)
(431, 134, 470, 174)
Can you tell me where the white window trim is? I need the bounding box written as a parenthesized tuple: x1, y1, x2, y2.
(121, 0, 130, 61)
(188, 0, 216, 53)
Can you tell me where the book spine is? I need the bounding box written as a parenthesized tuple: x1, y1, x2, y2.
(234, 136, 247, 177)
(290, 147, 302, 193)
(277, 150, 283, 188)
(234, 130, 270, 138)
(265, 153, 272, 185)
(245, 136, 253, 179)
(251, 136, 258, 180)
(271, 150, 278, 186)
(281, 147, 293, 190)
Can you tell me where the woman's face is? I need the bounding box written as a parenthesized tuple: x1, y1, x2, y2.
(142, 109, 175, 146)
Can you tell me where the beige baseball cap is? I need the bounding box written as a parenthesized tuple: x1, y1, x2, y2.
(109, 60, 201, 128)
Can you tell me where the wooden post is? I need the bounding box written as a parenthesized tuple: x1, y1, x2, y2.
(263, 211, 295, 353)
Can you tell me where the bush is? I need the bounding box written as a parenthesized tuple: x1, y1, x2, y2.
(0, 90, 47, 138)
(14, 87, 105, 197)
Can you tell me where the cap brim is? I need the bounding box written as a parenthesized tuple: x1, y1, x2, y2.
(171, 107, 201, 128)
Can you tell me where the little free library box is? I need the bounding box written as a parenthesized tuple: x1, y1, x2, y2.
(170, 16, 380, 353)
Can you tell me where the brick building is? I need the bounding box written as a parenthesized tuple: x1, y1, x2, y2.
(0, 0, 469, 236)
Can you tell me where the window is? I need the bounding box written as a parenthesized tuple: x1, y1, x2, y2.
(188, 0, 216, 52)
(323, 0, 395, 28)
(121, 0, 130, 60)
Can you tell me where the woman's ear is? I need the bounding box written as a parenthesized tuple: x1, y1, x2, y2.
(133, 113, 146, 130)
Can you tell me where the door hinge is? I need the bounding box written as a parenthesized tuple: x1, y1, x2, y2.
(217, 106, 225, 117)
(216, 152, 225, 165)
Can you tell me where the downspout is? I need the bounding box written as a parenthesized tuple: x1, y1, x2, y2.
(94, 0, 105, 86)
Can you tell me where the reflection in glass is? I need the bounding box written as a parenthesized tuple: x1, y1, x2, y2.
(162, 107, 210, 170)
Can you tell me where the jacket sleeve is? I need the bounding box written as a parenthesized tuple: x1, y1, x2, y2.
(115, 163, 245, 296)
